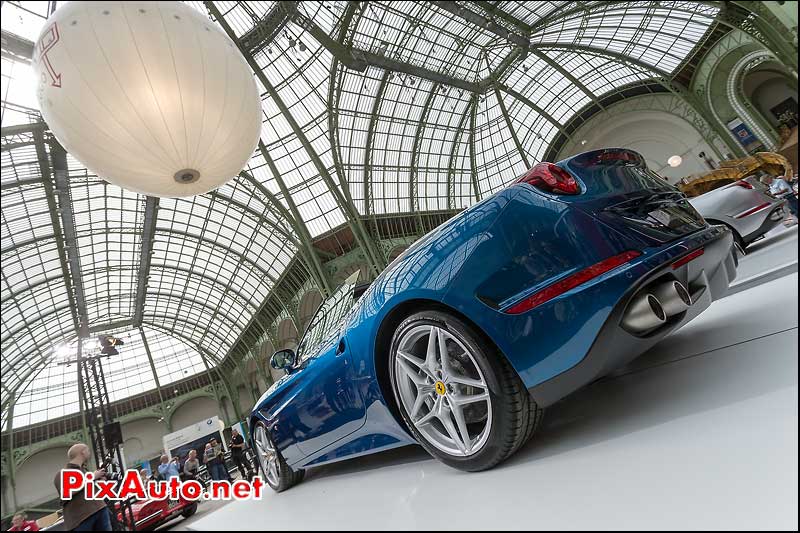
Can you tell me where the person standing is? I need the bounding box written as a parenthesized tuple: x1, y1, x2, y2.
(182, 449, 200, 481)
(52, 443, 112, 531)
(762, 174, 798, 220)
(229, 428, 253, 479)
(157, 455, 180, 480)
(203, 441, 228, 481)
(211, 438, 230, 481)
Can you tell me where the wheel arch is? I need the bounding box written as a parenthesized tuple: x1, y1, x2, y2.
(372, 298, 512, 431)
(703, 218, 746, 249)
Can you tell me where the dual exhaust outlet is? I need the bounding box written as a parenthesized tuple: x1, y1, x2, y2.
(621, 280, 692, 334)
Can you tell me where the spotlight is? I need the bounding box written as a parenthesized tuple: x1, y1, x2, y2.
(668, 155, 683, 167)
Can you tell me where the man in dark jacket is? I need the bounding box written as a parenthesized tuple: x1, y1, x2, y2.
(229, 428, 253, 479)
(53, 443, 111, 531)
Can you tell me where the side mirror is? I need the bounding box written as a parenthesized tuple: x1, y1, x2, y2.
(270, 349, 296, 372)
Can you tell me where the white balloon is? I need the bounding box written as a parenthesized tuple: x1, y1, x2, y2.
(32, 1, 262, 198)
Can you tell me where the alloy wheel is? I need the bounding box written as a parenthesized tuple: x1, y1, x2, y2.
(253, 424, 280, 487)
(394, 324, 493, 457)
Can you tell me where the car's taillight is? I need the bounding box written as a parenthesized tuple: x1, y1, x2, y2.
(671, 247, 704, 269)
(515, 162, 580, 195)
(504, 250, 641, 314)
(733, 180, 754, 190)
(734, 202, 771, 218)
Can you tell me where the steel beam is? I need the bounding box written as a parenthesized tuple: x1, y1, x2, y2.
(287, 2, 525, 93)
(133, 196, 159, 327)
(50, 140, 90, 337)
(410, 83, 440, 215)
(252, 145, 332, 295)
(238, 1, 296, 56)
(529, 48, 604, 110)
(151, 228, 281, 285)
(468, 95, 481, 202)
(205, 1, 386, 277)
(446, 101, 473, 210)
(493, 85, 530, 168)
(33, 132, 82, 336)
(1, 29, 34, 64)
(430, 1, 529, 49)
(3, 390, 18, 511)
(498, 84, 573, 142)
(1, 122, 47, 137)
(363, 71, 391, 217)
(471, 0, 533, 34)
(138, 327, 170, 430)
(208, 188, 303, 248)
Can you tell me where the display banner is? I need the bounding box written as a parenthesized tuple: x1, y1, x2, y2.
(727, 118, 763, 152)
(163, 416, 226, 459)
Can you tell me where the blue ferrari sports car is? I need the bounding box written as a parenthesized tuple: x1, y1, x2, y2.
(250, 148, 738, 491)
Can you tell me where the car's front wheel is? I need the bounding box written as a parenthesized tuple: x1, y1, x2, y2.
(389, 310, 542, 471)
(252, 421, 304, 492)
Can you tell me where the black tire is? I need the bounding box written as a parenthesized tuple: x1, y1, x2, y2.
(732, 229, 747, 254)
(181, 502, 198, 518)
(707, 219, 746, 254)
(389, 310, 542, 472)
(252, 421, 304, 493)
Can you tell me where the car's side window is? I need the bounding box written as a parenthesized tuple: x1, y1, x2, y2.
(295, 272, 360, 363)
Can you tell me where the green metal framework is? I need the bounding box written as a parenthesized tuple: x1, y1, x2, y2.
(1, 1, 796, 444)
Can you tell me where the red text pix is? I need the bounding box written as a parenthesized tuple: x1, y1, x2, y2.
(60, 470, 265, 501)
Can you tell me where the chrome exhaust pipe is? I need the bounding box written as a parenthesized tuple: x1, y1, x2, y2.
(621, 293, 667, 333)
(650, 280, 692, 316)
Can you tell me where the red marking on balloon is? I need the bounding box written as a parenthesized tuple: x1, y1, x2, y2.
(39, 22, 62, 88)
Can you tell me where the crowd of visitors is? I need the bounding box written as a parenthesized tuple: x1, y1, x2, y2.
(6, 433, 257, 531)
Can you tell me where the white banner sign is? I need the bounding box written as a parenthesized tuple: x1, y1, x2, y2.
(163, 416, 225, 456)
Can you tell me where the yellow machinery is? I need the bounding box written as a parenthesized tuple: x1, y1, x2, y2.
(677, 152, 793, 197)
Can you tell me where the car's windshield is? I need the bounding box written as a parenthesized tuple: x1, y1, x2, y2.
(295, 272, 360, 363)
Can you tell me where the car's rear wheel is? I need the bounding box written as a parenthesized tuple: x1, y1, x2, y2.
(707, 219, 747, 254)
(252, 421, 304, 492)
(181, 502, 198, 518)
(389, 310, 542, 471)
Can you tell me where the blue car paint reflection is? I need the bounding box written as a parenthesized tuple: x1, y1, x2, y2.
(249, 151, 728, 470)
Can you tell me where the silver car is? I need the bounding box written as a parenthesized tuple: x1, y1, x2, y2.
(688, 178, 786, 252)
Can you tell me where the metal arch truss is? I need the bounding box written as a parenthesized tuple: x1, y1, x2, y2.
(133, 196, 159, 328)
(203, 1, 387, 278)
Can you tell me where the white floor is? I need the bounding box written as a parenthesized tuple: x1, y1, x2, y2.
(189, 231, 798, 531)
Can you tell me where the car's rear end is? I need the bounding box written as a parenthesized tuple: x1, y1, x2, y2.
(688, 179, 786, 245)
(441, 148, 737, 407)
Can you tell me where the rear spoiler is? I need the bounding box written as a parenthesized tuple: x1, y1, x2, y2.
(565, 148, 646, 168)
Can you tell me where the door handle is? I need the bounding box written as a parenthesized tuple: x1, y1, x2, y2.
(336, 339, 346, 355)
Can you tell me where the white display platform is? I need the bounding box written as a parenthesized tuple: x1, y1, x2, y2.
(185, 231, 798, 531)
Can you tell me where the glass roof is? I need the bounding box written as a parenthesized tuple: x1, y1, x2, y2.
(4, 326, 207, 429)
(1, 0, 721, 430)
